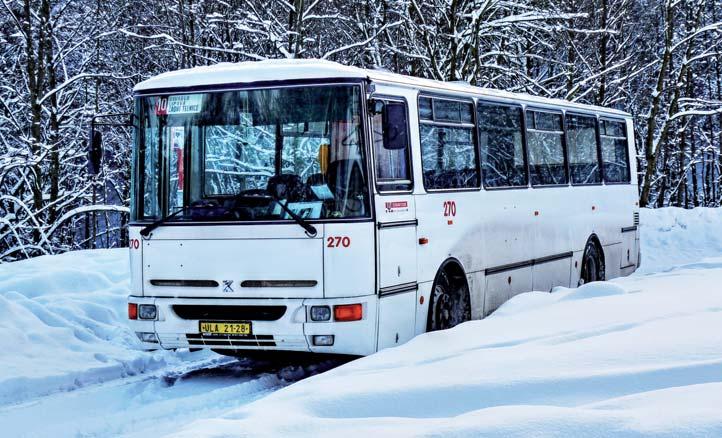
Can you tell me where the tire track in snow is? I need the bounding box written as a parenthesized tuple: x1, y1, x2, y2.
(0, 355, 350, 437)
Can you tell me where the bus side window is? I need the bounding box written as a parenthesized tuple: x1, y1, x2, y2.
(372, 100, 412, 192)
(600, 119, 630, 183)
(419, 97, 479, 190)
(478, 102, 527, 188)
(566, 114, 601, 185)
(526, 110, 567, 186)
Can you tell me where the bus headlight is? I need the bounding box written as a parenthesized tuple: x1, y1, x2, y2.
(312, 335, 334, 346)
(138, 304, 157, 320)
(310, 306, 331, 321)
(136, 332, 158, 343)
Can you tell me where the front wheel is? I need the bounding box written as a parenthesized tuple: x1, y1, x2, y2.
(427, 270, 471, 332)
(579, 241, 605, 285)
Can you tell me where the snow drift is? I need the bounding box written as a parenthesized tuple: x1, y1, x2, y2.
(1, 207, 722, 436)
(0, 249, 212, 405)
(173, 208, 722, 437)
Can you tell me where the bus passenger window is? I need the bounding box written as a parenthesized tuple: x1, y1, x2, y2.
(600, 119, 630, 183)
(477, 103, 527, 187)
(372, 100, 412, 191)
(526, 110, 567, 186)
(419, 97, 479, 190)
(566, 114, 601, 185)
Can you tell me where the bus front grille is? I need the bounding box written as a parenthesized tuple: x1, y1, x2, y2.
(185, 333, 276, 347)
(172, 305, 287, 321)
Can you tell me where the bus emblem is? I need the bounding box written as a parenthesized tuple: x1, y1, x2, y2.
(222, 280, 234, 293)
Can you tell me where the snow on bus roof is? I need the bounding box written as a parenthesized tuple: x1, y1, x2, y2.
(134, 59, 630, 117)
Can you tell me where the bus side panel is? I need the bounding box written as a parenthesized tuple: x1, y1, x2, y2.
(377, 291, 417, 350)
(415, 190, 486, 319)
(485, 267, 532, 316)
(478, 188, 536, 314)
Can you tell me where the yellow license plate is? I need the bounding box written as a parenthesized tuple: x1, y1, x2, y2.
(199, 321, 252, 335)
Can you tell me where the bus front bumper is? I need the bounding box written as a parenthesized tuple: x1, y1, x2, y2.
(127, 295, 378, 356)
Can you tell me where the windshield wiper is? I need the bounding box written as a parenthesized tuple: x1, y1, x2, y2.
(139, 207, 188, 237)
(267, 193, 318, 238)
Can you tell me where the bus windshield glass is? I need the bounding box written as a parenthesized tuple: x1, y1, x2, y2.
(133, 84, 370, 222)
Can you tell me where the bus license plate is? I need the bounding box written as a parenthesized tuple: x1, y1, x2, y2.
(199, 321, 252, 335)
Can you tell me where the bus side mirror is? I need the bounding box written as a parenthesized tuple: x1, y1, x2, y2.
(88, 127, 103, 175)
(382, 102, 408, 150)
(369, 99, 384, 115)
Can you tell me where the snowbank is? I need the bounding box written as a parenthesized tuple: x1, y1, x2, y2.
(0, 249, 211, 404)
(639, 207, 722, 273)
(173, 207, 722, 437)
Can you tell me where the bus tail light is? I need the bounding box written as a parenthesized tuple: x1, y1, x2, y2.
(128, 303, 138, 320)
(334, 303, 362, 321)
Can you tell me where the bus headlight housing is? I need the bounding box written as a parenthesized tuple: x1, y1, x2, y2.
(312, 335, 334, 346)
(138, 304, 157, 320)
(136, 332, 158, 343)
(310, 306, 331, 321)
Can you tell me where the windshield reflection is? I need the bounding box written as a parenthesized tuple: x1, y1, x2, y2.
(133, 85, 370, 222)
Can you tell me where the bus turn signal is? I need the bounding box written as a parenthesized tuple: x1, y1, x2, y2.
(128, 303, 138, 320)
(334, 303, 363, 321)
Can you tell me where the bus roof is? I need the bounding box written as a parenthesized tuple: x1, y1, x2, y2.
(134, 59, 631, 118)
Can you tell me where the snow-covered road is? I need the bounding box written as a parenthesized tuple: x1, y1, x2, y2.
(1, 207, 722, 437)
(1, 355, 343, 437)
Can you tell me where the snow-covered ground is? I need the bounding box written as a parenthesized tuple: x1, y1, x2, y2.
(0, 250, 344, 437)
(173, 207, 722, 437)
(1, 207, 722, 437)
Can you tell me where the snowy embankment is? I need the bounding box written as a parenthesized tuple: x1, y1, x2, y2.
(173, 207, 722, 437)
(0, 249, 218, 405)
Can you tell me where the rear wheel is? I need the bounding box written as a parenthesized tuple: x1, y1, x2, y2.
(427, 269, 471, 332)
(579, 240, 605, 285)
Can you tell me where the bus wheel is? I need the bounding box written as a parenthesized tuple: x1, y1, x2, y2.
(579, 240, 605, 285)
(427, 268, 471, 332)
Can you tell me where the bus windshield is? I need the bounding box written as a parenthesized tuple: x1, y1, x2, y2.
(133, 84, 370, 223)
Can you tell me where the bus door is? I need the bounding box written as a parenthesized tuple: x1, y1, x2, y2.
(369, 97, 418, 350)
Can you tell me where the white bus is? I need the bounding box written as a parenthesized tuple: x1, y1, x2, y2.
(124, 59, 639, 356)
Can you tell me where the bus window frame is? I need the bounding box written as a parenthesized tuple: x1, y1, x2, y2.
(524, 106, 570, 188)
(131, 79, 376, 226)
(564, 111, 604, 187)
(368, 94, 414, 195)
(476, 98, 530, 191)
(598, 116, 632, 185)
(417, 93, 481, 193)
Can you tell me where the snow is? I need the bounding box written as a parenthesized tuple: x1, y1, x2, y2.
(0, 249, 212, 405)
(133, 59, 629, 117)
(0, 249, 345, 436)
(638, 207, 722, 273)
(133, 59, 367, 92)
(173, 207, 722, 437)
(2, 207, 722, 437)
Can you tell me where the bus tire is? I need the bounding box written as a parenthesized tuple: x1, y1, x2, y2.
(579, 238, 605, 285)
(426, 263, 471, 332)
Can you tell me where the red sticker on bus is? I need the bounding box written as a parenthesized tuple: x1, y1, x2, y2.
(385, 201, 408, 213)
